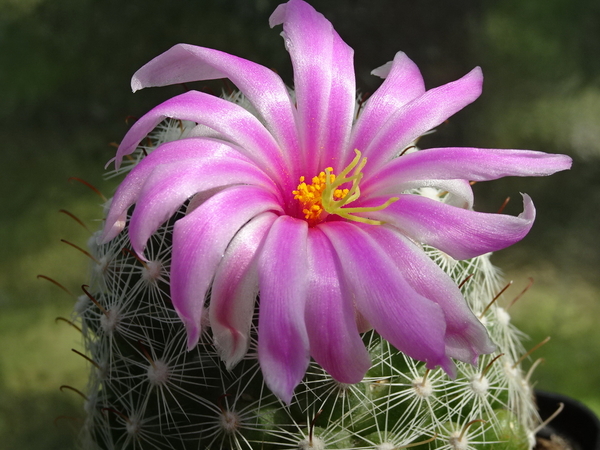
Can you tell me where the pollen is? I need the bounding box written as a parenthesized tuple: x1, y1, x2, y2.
(292, 150, 398, 226)
(292, 170, 348, 224)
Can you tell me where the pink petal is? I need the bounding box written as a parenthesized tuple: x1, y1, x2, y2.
(127, 156, 277, 257)
(320, 221, 455, 376)
(113, 91, 291, 193)
(170, 185, 284, 349)
(130, 43, 300, 169)
(270, 0, 355, 175)
(362, 177, 475, 210)
(350, 52, 426, 160)
(361, 67, 484, 176)
(257, 215, 310, 403)
(101, 137, 253, 243)
(209, 212, 278, 369)
(368, 226, 495, 364)
(361, 193, 536, 260)
(364, 147, 573, 196)
(305, 227, 371, 383)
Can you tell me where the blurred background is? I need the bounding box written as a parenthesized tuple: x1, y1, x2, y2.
(1, 0, 598, 448)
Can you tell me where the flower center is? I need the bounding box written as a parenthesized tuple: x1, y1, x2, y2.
(292, 150, 398, 226)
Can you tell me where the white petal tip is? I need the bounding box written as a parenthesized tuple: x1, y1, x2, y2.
(371, 60, 393, 79)
(214, 334, 249, 371)
(99, 223, 124, 245)
(131, 78, 142, 93)
(268, 3, 286, 28)
(185, 326, 201, 351)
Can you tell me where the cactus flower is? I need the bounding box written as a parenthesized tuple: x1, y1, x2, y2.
(101, 0, 571, 403)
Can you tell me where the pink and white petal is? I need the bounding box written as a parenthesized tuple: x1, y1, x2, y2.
(368, 225, 495, 364)
(362, 177, 474, 210)
(305, 227, 371, 383)
(362, 193, 536, 260)
(361, 67, 483, 176)
(350, 52, 425, 160)
(128, 157, 277, 257)
(210, 212, 278, 369)
(270, 0, 355, 175)
(257, 215, 310, 403)
(320, 221, 455, 376)
(113, 91, 290, 192)
(101, 138, 253, 243)
(170, 185, 284, 350)
(364, 147, 573, 195)
(131, 44, 300, 168)
(319, 30, 356, 171)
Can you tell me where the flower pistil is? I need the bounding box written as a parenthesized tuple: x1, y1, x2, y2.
(293, 149, 399, 226)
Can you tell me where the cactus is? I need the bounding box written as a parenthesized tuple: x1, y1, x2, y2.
(61, 2, 573, 448)
(66, 117, 543, 450)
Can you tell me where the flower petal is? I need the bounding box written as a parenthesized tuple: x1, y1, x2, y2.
(127, 156, 277, 257)
(320, 221, 455, 376)
(350, 52, 425, 160)
(368, 225, 495, 364)
(130, 43, 300, 169)
(257, 215, 310, 403)
(362, 176, 475, 210)
(170, 185, 284, 349)
(362, 193, 536, 260)
(361, 67, 484, 175)
(364, 147, 573, 196)
(113, 90, 291, 192)
(210, 212, 278, 369)
(270, 0, 355, 174)
(101, 137, 254, 243)
(305, 227, 371, 383)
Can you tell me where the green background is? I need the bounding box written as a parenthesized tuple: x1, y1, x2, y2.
(1, 0, 599, 448)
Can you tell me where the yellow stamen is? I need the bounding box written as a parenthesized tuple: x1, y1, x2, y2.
(292, 150, 398, 225)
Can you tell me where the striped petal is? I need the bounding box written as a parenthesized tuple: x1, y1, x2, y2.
(368, 225, 495, 364)
(128, 156, 277, 257)
(270, 0, 355, 175)
(113, 90, 291, 192)
(305, 227, 371, 383)
(257, 215, 309, 403)
(210, 212, 278, 369)
(130, 43, 300, 169)
(101, 138, 253, 243)
(364, 147, 573, 196)
(350, 52, 425, 162)
(171, 185, 283, 349)
(362, 193, 536, 260)
(321, 221, 455, 376)
(361, 67, 483, 176)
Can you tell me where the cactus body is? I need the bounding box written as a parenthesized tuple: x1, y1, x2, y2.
(73, 120, 540, 450)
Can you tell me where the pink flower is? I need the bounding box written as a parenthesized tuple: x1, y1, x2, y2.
(101, 0, 571, 402)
